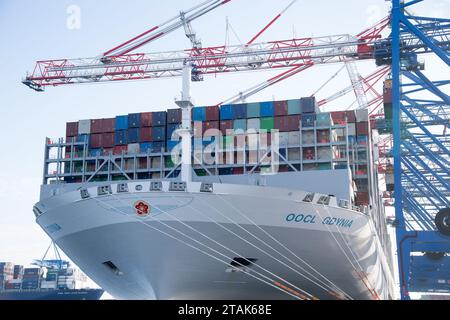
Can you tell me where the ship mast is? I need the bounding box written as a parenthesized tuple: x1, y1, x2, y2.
(175, 62, 194, 182)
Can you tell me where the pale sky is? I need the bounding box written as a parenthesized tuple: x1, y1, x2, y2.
(0, 0, 448, 279)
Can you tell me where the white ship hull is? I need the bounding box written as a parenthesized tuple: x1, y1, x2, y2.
(34, 181, 395, 300)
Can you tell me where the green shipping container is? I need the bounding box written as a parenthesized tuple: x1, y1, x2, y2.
(112, 175, 127, 181)
(247, 103, 261, 118)
(165, 157, 175, 168)
(384, 103, 392, 120)
(318, 163, 332, 170)
(260, 117, 274, 131)
(288, 99, 301, 115)
(195, 169, 207, 177)
(221, 136, 234, 148)
(316, 113, 332, 126)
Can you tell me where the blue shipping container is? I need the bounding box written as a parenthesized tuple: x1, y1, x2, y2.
(89, 149, 102, 157)
(246, 102, 261, 118)
(114, 130, 128, 145)
(233, 119, 247, 132)
(167, 123, 180, 140)
(288, 99, 301, 115)
(128, 113, 141, 128)
(302, 114, 316, 127)
(300, 97, 317, 114)
(260, 101, 274, 117)
(76, 134, 90, 144)
(115, 115, 129, 130)
(233, 104, 247, 119)
(192, 107, 206, 121)
(152, 112, 167, 126)
(167, 140, 180, 151)
(128, 128, 140, 143)
(151, 141, 165, 152)
(220, 105, 234, 120)
(152, 126, 166, 141)
(140, 142, 153, 153)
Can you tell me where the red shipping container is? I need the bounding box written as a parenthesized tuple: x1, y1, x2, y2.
(232, 167, 244, 175)
(274, 116, 289, 132)
(141, 112, 153, 127)
(138, 158, 148, 169)
(345, 110, 357, 123)
(203, 121, 220, 136)
(66, 122, 78, 137)
(205, 106, 220, 121)
(287, 115, 301, 131)
(90, 134, 103, 148)
(274, 101, 288, 116)
(357, 122, 369, 136)
(331, 111, 346, 124)
(91, 119, 103, 134)
(383, 87, 392, 103)
(103, 118, 115, 132)
(102, 133, 115, 148)
(139, 127, 152, 142)
(220, 120, 233, 135)
(356, 191, 370, 205)
(113, 145, 128, 155)
(66, 136, 76, 144)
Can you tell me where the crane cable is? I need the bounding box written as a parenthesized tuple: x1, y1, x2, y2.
(308, 202, 381, 300)
(91, 197, 306, 299)
(188, 193, 352, 299)
(98, 193, 316, 300)
(203, 192, 354, 300)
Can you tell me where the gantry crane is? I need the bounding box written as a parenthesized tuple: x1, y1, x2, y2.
(385, 0, 450, 299)
(23, 0, 450, 299)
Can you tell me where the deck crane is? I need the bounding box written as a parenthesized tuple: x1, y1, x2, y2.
(22, 0, 450, 298)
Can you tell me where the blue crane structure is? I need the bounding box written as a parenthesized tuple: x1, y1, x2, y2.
(378, 0, 450, 299)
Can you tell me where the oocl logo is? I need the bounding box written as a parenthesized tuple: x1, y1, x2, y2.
(134, 201, 150, 217)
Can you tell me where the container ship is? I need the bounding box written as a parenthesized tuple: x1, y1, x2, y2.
(33, 94, 396, 300)
(0, 261, 104, 300)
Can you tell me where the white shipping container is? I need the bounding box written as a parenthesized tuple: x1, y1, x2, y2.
(9, 279, 22, 284)
(288, 132, 300, 146)
(317, 147, 332, 160)
(78, 120, 91, 135)
(151, 157, 162, 168)
(302, 131, 315, 145)
(278, 132, 289, 146)
(247, 134, 259, 150)
(356, 109, 369, 122)
(347, 123, 356, 136)
(152, 172, 161, 179)
(247, 118, 260, 131)
(288, 149, 301, 161)
(40, 281, 57, 289)
(127, 143, 140, 154)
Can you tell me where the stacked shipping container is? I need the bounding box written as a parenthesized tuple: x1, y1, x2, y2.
(0, 264, 87, 291)
(62, 97, 371, 205)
